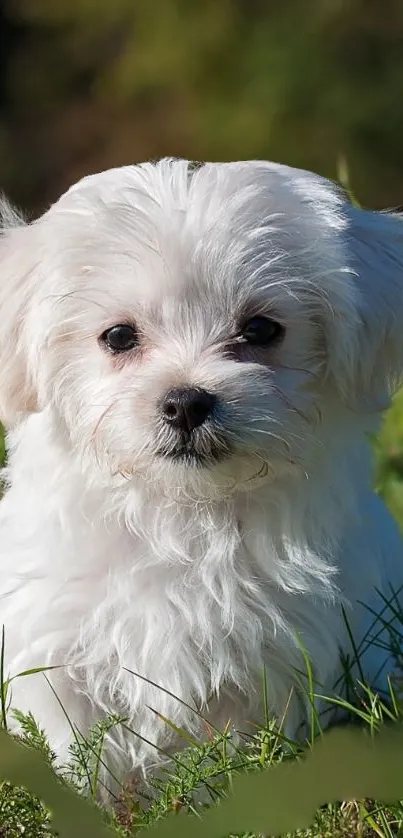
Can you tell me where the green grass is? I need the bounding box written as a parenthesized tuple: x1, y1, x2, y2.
(377, 390, 403, 527)
(1, 397, 403, 837)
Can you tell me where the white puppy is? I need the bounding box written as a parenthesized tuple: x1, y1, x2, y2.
(0, 159, 402, 791)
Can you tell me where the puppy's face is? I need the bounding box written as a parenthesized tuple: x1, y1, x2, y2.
(1, 160, 402, 497)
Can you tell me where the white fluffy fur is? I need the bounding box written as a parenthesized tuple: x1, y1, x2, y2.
(0, 158, 403, 793)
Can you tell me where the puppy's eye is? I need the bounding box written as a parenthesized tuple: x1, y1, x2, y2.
(241, 316, 284, 346)
(100, 324, 139, 353)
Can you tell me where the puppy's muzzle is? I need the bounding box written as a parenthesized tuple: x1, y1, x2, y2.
(161, 387, 217, 432)
(156, 387, 231, 464)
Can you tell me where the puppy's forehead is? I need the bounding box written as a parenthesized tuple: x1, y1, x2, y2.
(48, 159, 346, 315)
(58, 158, 344, 229)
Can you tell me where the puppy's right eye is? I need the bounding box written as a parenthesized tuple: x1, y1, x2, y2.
(100, 324, 139, 353)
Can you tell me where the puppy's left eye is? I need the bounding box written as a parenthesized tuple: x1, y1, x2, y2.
(100, 324, 139, 353)
(241, 316, 284, 346)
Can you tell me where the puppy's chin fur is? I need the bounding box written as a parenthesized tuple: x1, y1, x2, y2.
(114, 449, 291, 504)
(0, 158, 403, 798)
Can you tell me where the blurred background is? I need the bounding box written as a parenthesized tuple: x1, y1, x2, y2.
(1, 0, 403, 520)
(1, 0, 403, 216)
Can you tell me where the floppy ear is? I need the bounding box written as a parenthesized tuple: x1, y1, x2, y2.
(0, 198, 39, 425)
(327, 204, 403, 411)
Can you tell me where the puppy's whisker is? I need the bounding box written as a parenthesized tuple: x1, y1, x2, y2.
(46, 290, 112, 310)
(245, 427, 292, 448)
(275, 363, 319, 380)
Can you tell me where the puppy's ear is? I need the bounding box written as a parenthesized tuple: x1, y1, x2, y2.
(327, 204, 403, 411)
(0, 199, 39, 425)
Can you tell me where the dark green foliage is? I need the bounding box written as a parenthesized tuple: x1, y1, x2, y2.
(1, 1, 403, 214)
(0, 782, 53, 837)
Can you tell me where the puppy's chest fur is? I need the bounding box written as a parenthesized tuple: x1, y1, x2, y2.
(40, 491, 341, 734)
(0, 431, 344, 753)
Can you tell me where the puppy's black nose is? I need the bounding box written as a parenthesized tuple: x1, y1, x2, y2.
(161, 388, 216, 432)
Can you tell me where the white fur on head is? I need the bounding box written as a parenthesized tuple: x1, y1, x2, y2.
(0, 159, 402, 453)
(0, 201, 41, 424)
(258, 167, 403, 411)
(338, 206, 403, 408)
